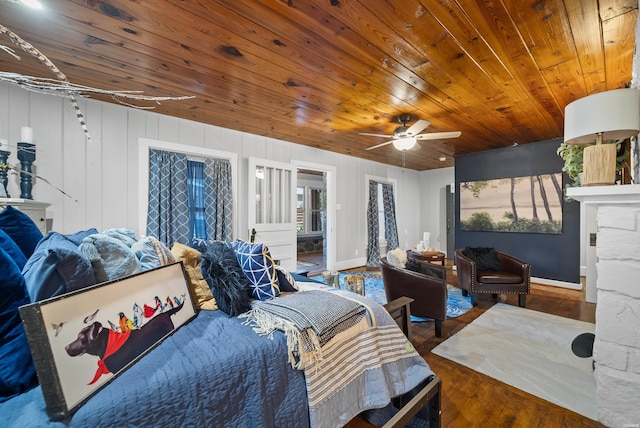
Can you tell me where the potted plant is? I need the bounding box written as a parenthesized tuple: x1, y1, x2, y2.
(557, 140, 629, 188)
(557, 143, 584, 187)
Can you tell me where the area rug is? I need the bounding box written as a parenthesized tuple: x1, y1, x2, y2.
(432, 303, 596, 420)
(319, 271, 473, 321)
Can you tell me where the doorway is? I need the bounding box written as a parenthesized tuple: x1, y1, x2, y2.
(445, 184, 455, 259)
(292, 159, 336, 277)
(296, 168, 327, 276)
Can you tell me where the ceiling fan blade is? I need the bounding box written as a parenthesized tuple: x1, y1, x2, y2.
(405, 119, 431, 136)
(365, 140, 395, 150)
(415, 131, 462, 140)
(359, 132, 393, 138)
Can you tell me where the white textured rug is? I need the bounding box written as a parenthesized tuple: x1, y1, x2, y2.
(432, 303, 596, 420)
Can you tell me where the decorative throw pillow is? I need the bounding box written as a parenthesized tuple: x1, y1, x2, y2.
(230, 240, 280, 300)
(386, 247, 407, 268)
(405, 259, 445, 280)
(200, 241, 252, 316)
(22, 229, 98, 302)
(171, 243, 218, 311)
(274, 265, 298, 292)
(132, 236, 176, 271)
(0, 205, 43, 259)
(0, 247, 37, 402)
(0, 228, 27, 270)
(462, 247, 502, 271)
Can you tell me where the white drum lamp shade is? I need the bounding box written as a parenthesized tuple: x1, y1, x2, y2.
(564, 88, 640, 186)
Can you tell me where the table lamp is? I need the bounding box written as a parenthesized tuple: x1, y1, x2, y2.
(564, 88, 640, 186)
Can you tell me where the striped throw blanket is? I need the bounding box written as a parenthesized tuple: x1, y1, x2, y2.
(241, 290, 366, 369)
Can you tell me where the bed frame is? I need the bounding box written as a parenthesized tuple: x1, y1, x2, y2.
(384, 297, 442, 428)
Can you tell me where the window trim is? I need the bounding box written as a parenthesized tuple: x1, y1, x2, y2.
(138, 138, 238, 239)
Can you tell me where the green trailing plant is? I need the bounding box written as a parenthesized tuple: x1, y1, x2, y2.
(556, 143, 584, 187)
(557, 140, 629, 188)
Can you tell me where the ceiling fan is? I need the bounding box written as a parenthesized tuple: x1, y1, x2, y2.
(361, 114, 462, 151)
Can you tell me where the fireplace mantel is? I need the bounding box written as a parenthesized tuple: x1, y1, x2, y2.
(567, 183, 640, 204)
(567, 183, 640, 426)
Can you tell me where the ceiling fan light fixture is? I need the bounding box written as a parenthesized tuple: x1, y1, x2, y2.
(392, 137, 416, 151)
(20, 0, 43, 9)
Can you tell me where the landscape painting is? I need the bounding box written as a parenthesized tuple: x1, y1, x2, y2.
(460, 173, 563, 234)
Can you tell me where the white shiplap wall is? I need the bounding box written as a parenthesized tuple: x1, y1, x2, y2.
(0, 81, 444, 269)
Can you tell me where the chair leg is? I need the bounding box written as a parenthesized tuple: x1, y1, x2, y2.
(518, 294, 526, 308)
(471, 292, 478, 307)
(435, 319, 442, 337)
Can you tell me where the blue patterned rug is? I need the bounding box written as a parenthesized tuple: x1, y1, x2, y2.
(331, 271, 473, 322)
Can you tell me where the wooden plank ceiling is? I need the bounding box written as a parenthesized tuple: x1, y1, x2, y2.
(0, 0, 637, 170)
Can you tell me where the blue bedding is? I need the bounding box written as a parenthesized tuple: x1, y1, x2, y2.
(1, 274, 434, 428)
(0, 310, 309, 428)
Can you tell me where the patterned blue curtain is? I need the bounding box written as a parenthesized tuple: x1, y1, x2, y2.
(146, 149, 190, 247)
(204, 158, 233, 241)
(382, 183, 399, 250)
(187, 160, 207, 240)
(366, 180, 380, 267)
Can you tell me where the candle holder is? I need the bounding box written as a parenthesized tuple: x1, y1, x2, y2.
(0, 149, 9, 198)
(17, 142, 36, 199)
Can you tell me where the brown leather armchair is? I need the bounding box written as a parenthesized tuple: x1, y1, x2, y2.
(454, 248, 530, 307)
(379, 258, 447, 337)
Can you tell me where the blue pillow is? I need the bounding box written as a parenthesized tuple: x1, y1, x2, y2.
(132, 236, 175, 271)
(230, 240, 280, 300)
(0, 247, 37, 402)
(0, 228, 27, 270)
(0, 206, 43, 259)
(275, 265, 298, 292)
(22, 229, 98, 302)
(79, 233, 140, 283)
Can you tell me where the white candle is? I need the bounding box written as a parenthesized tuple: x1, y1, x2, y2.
(423, 232, 430, 248)
(21, 126, 33, 143)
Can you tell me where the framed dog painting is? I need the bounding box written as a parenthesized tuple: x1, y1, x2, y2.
(19, 262, 197, 420)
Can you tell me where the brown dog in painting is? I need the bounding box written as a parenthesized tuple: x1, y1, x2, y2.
(65, 303, 184, 384)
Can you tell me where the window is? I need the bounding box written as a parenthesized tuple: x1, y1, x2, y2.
(187, 160, 206, 241)
(296, 186, 304, 232)
(142, 139, 235, 247)
(296, 185, 324, 234)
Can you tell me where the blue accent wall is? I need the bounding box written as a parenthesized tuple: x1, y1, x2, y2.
(454, 138, 580, 283)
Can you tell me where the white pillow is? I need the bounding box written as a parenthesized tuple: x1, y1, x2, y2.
(386, 247, 407, 268)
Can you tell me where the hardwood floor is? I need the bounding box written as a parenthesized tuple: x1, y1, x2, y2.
(344, 262, 603, 428)
(297, 251, 326, 277)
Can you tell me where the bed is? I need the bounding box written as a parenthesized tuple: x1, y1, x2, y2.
(0, 206, 441, 428)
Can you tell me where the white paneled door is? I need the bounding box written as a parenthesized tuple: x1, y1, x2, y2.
(247, 157, 297, 271)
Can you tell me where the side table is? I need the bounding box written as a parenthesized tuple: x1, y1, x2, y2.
(0, 198, 50, 234)
(407, 249, 446, 266)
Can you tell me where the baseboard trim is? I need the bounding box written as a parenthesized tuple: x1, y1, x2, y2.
(532, 276, 582, 290)
(335, 257, 368, 272)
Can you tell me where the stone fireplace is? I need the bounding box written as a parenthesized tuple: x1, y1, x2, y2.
(567, 185, 640, 426)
